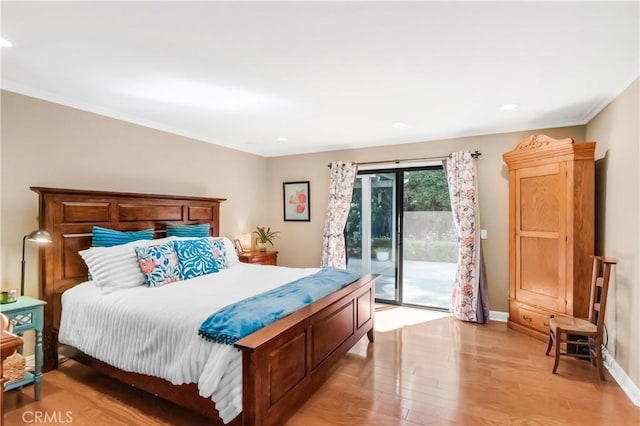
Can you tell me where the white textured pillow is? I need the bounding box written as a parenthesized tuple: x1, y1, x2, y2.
(215, 237, 240, 266)
(80, 237, 177, 293)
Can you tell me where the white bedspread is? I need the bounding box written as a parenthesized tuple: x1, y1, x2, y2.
(59, 263, 320, 424)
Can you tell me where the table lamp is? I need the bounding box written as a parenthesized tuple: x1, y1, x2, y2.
(21, 229, 52, 296)
(239, 233, 252, 252)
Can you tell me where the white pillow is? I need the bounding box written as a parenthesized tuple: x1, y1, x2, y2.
(80, 237, 177, 293)
(215, 236, 240, 266)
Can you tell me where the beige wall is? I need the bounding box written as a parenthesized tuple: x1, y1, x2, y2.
(0, 91, 269, 298)
(586, 78, 639, 389)
(0, 96, 3, 285)
(266, 126, 586, 313)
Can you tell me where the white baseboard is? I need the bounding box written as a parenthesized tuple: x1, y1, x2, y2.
(603, 347, 640, 406)
(24, 354, 65, 371)
(490, 310, 508, 322)
(25, 354, 35, 370)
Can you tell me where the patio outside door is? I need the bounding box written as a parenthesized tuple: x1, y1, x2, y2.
(346, 167, 456, 310)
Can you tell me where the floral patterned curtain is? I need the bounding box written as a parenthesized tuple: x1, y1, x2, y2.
(321, 162, 358, 268)
(445, 152, 489, 323)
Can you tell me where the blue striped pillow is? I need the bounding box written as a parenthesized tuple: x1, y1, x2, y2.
(166, 223, 210, 238)
(92, 226, 154, 247)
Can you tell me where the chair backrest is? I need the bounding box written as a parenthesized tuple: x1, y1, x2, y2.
(588, 256, 617, 333)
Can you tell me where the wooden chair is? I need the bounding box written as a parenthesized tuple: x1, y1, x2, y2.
(545, 256, 617, 380)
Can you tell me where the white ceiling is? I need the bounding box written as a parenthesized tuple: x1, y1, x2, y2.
(1, 2, 638, 157)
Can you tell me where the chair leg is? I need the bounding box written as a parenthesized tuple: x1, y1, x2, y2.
(589, 337, 597, 367)
(545, 331, 554, 356)
(552, 330, 562, 374)
(595, 338, 606, 381)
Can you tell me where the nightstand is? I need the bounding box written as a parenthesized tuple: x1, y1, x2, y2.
(0, 296, 46, 400)
(238, 250, 278, 265)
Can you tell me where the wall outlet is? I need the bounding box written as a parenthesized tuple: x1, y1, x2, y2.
(480, 229, 488, 239)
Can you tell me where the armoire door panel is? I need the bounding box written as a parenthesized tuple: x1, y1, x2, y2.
(514, 161, 567, 313)
(519, 176, 560, 232)
(516, 236, 566, 312)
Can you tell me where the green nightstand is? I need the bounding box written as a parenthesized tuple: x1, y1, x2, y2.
(0, 296, 46, 400)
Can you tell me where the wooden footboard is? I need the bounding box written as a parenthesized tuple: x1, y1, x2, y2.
(236, 274, 376, 426)
(61, 273, 376, 425)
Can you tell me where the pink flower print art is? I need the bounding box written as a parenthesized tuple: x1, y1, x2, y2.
(283, 181, 310, 221)
(289, 191, 307, 213)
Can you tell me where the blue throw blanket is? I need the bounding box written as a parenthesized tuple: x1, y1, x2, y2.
(198, 267, 361, 345)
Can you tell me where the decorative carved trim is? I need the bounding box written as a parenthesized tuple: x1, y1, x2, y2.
(504, 135, 594, 170)
(515, 135, 574, 151)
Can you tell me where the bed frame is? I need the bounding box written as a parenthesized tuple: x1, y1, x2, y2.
(32, 187, 375, 426)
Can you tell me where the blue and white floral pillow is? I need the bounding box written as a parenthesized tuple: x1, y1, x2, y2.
(134, 243, 182, 287)
(209, 238, 228, 269)
(173, 238, 219, 280)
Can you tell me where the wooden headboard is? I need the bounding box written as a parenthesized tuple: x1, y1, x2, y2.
(31, 187, 225, 370)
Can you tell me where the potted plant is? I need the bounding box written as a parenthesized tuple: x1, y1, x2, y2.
(375, 247, 390, 261)
(372, 236, 392, 261)
(254, 226, 280, 251)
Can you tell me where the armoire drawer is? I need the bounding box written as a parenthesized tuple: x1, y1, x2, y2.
(509, 303, 552, 334)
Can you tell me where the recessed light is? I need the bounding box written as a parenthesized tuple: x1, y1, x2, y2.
(391, 122, 409, 129)
(0, 37, 12, 47)
(277, 137, 288, 142)
(499, 103, 519, 111)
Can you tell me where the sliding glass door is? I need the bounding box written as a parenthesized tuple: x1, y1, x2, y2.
(346, 166, 456, 310)
(346, 173, 397, 302)
(401, 168, 457, 309)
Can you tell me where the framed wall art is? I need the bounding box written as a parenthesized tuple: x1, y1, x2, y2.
(283, 181, 310, 221)
(233, 239, 244, 253)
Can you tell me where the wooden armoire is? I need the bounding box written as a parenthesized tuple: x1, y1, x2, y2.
(503, 135, 595, 341)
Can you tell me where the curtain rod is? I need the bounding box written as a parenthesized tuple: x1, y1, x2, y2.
(327, 150, 481, 168)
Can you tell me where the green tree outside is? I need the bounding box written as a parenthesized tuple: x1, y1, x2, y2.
(346, 169, 453, 260)
(403, 169, 450, 211)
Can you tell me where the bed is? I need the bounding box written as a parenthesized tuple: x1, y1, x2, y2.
(32, 187, 376, 426)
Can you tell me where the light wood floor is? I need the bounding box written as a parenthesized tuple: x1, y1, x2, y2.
(2, 306, 639, 425)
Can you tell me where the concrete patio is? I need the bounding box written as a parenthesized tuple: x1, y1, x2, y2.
(346, 257, 457, 310)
